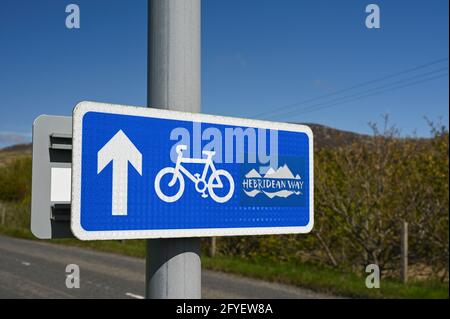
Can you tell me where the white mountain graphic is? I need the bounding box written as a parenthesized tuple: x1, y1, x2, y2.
(244, 189, 261, 197)
(264, 164, 298, 179)
(263, 190, 295, 199)
(244, 189, 303, 199)
(245, 169, 262, 178)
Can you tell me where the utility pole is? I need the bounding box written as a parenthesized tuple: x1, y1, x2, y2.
(145, 0, 202, 299)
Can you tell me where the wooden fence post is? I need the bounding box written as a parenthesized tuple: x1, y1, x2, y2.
(210, 237, 217, 257)
(1, 204, 5, 225)
(401, 221, 408, 284)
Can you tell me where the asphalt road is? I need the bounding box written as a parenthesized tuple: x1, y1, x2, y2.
(0, 235, 334, 299)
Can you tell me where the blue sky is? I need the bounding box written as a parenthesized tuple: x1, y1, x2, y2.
(0, 0, 448, 148)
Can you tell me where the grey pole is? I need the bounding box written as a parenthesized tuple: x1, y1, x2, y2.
(145, 0, 202, 299)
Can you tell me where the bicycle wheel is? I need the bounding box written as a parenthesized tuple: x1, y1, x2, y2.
(208, 170, 234, 203)
(154, 167, 185, 203)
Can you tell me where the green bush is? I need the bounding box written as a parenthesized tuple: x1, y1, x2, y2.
(215, 122, 449, 281)
(0, 156, 31, 202)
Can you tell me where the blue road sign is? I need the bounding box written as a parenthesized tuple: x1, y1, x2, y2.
(71, 101, 314, 240)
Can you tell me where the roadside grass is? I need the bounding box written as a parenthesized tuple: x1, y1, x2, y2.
(0, 226, 448, 299)
(202, 255, 448, 299)
(0, 152, 30, 167)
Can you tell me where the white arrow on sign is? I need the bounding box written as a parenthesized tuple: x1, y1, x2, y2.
(97, 130, 142, 216)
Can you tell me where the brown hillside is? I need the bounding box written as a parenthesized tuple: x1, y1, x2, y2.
(0, 124, 419, 164)
(301, 123, 371, 149)
(0, 143, 32, 166)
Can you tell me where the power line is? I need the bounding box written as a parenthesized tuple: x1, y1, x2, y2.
(296, 72, 449, 117)
(253, 57, 449, 119)
(264, 67, 448, 119)
(270, 72, 448, 119)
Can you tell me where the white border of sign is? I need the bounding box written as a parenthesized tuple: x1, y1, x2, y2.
(72, 101, 314, 240)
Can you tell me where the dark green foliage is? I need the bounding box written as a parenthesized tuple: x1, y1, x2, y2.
(0, 156, 31, 203)
(211, 122, 449, 281)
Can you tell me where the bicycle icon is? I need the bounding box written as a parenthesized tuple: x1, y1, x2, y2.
(155, 145, 235, 203)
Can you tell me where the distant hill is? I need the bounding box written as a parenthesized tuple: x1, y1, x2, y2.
(0, 124, 373, 165)
(0, 143, 32, 153)
(0, 143, 32, 166)
(301, 123, 371, 149)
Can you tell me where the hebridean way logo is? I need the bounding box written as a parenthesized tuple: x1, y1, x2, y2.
(242, 164, 304, 199)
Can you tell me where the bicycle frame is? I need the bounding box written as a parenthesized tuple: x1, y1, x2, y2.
(169, 151, 222, 187)
(155, 145, 234, 204)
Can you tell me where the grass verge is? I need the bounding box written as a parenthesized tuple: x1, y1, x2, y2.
(0, 226, 448, 299)
(202, 255, 448, 299)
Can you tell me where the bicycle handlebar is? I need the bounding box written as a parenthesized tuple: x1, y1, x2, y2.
(176, 144, 216, 157)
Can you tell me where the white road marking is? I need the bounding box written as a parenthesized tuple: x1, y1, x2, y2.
(125, 292, 144, 299)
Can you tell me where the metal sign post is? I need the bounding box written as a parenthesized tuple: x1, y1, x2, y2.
(146, 0, 202, 299)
